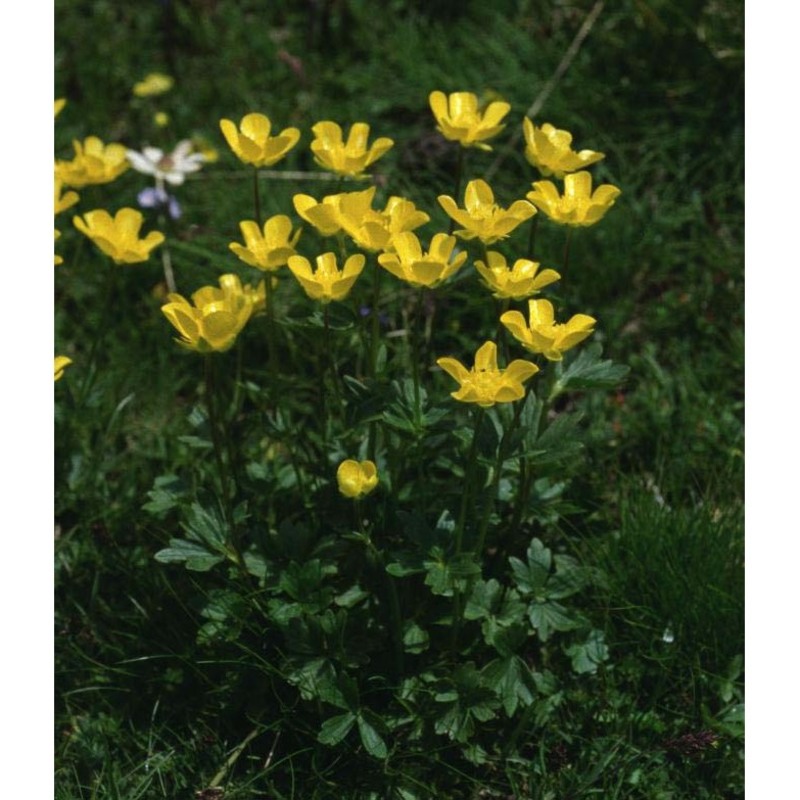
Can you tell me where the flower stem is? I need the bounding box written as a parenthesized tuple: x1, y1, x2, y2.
(252, 166, 262, 225)
(562, 226, 573, 274)
(204, 355, 244, 569)
(475, 401, 523, 559)
(448, 146, 465, 235)
(454, 406, 484, 557)
(527, 214, 539, 259)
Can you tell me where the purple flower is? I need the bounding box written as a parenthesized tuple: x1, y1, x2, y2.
(137, 186, 182, 220)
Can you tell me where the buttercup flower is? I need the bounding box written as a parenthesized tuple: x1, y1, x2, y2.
(500, 298, 596, 361)
(54, 98, 66, 118)
(287, 252, 366, 304)
(337, 459, 379, 499)
(429, 90, 510, 150)
(126, 140, 205, 186)
(73, 208, 165, 264)
(522, 119, 604, 178)
(54, 229, 63, 266)
(133, 72, 174, 97)
(526, 171, 621, 227)
(475, 251, 560, 300)
(54, 176, 79, 215)
(54, 356, 73, 381)
(378, 232, 467, 288)
(55, 137, 129, 188)
(310, 121, 393, 177)
(293, 187, 429, 250)
(219, 113, 300, 167)
(161, 274, 260, 353)
(438, 179, 536, 244)
(437, 341, 539, 407)
(229, 215, 301, 271)
(153, 111, 170, 128)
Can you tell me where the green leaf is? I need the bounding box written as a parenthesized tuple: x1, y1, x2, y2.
(510, 538, 552, 594)
(154, 539, 224, 572)
(182, 503, 227, 551)
(142, 474, 186, 518)
(402, 622, 430, 654)
(565, 629, 610, 674)
(318, 712, 356, 746)
(482, 656, 536, 717)
(357, 712, 388, 759)
(551, 343, 629, 398)
(528, 600, 578, 641)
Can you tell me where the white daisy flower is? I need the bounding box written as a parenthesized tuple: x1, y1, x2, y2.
(126, 140, 205, 187)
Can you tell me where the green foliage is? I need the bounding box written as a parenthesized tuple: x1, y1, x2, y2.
(55, 1, 743, 797)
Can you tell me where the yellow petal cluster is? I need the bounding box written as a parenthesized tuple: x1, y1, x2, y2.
(55, 137, 129, 188)
(55, 229, 63, 266)
(378, 232, 466, 288)
(294, 187, 429, 251)
(436, 341, 539, 408)
(73, 208, 165, 264)
(475, 252, 560, 300)
(133, 72, 174, 97)
(438, 179, 536, 244)
(310, 121, 393, 177)
(229, 215, 301, 272)
(54, 98, 66, 118)
(500, 299, 596, 361)
(54, 175, 79, 215)
(429, 91, 510, 151)
(161, 274, 263, 353)
(522, 119, 604, 178)
(336, 459, 379, 499)
(54, 356, 73, 381)
(287, 252, 366, 304)
(219, 113, 300, 167)
(526, 171, 620, 227)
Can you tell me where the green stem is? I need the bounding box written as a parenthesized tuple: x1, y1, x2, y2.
(562, 226, 573, 274)
(77, 264, 116, 408)
(475, 401, 523, 559)
(447, 146, 465, 235)
(253, 166, 262, 226)
(205, 355, 244, 568)
(454, 406, 485, 557)
(527, 214, 539, 259)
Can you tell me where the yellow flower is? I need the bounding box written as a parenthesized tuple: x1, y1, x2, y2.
(54, 229, 63, 266)
(526, 171, 621, 227)
(522, 119, 604, 178)
(73, 208, 165, 264)
(438, 179, 536, 244)
(192, 135, 219, 164)
(153, 111, 170, 128)
(337, 459, 378, 499)
(54, 356, 72, 381)
(161, 274, 258, 353)
(293, 188, 429, 251)
(500, 298, 596, 361)
(287, 252, 366, 304)
(437, 341, 539, 407)
(133, 72, 174, 97)
(293, 190, 350, 237)
(55, 137, 129, 188)
(429, 90, 510, 150)
(54, 175, 79, 215)
(54, 98, 66, 118)
(229, 215, 301, 272)
(219, 113, 300, 167)
(378, 232, 467, 288)
(310, 121, 393, 177)
(475, 251, 560, 300)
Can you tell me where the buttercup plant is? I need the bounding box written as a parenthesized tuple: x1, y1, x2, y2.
(56, 84, 631, 794)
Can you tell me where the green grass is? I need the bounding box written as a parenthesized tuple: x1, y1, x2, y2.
(55, 1, 743, 797)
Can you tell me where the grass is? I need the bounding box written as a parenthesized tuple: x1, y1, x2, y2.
(55, 1, 743, 797)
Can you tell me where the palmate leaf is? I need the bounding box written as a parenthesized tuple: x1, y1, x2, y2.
(528, 600, 579, 641)
(482, 655, 537, 717)
(565, 629, 610, 674)
(318, 712, 356, 746)
(154, 539, 224, 572)
(550, 342, 630, 398)
(357, 711, 388, 759)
